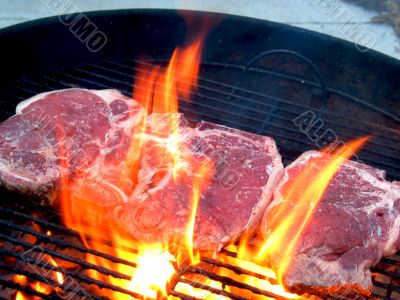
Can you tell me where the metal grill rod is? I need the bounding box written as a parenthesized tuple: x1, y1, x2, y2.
(201, 257, 277, 283)
(7, 59, 399, 151)
(0, 262, 105, 300)
(78, 63, 400, 156)
(42, 64, 400, 165)
(123, 59, 400, 130)
(75, 61, 400, 148)
(0, 250, 146, 300)
(0, 206, 138, 260)
(370, 266, 400, 280)
(131, 59, 400, 123)
(0, 204, 140, 256)
(178, 277, 247, 300)
(186, 266, 288, 300)
(1, 203, 291, 300)
(0, 279, 58, 300)
(1, 200, 399, 299)
(0, 219, 137, 269)
(0, 233, 132, 282)
(372, 279, 400, 295)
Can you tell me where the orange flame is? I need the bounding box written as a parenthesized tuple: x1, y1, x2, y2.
(46, 231, 65, 286)
(257, 137, 369, 283)
(15, 291, 24, 300)
(11, 230, 65, 300)
(32, 232, 64, 298)
(128, 37, 206, 294)
(222, 245, 300, 299)
(37, 28, 369, 299)
(55, 37, 206, 299)
(13, 275, 27, 286)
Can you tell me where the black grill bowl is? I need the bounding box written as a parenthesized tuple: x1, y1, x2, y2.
(0, 9, 399, 300)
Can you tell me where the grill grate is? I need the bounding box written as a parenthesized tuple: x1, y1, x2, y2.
(1, 195, 400, 299)
(1, 58, 399, 177)
(0, 54, 399, 299)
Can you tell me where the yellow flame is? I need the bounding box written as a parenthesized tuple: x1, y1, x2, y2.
(257, 136, 369, 282)
(45, 230, 64, 285)
(15, 291, 24, 300)
(128, 245, 176, 298)
(33, 281, 49, 294)
(220, 245, 301, 299)
(185, 163, 213, 265)
(56, 38, 204, 299)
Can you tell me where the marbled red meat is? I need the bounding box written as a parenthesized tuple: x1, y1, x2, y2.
(115, 118, 284, 251)
(0, 88, 145, 204)
(0, 91, 284, 252)
(262, 150, 400, 296)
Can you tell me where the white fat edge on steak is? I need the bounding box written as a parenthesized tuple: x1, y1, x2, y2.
(0, 86, 64, 188)
(129, 128, 194, 201)
(91, 89, 127, 105)
(17, 88, 93, 113)
(15, 89, 130, 114)
(79, 177, 130, 204)
(386, 216, 400, 255)
(16, 90, 58, 114)
(245, 138, 284, 231)
(15, 88, 144, 171)
(11, 89, 143, 202)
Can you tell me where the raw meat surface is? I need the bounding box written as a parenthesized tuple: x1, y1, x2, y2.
(0, 89, 284, 252)
(0, 88, 145, 204)
(262, 150, 400, 296)
(115, 119, 284, 251)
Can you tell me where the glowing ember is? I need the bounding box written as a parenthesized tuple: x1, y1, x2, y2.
(10, 229, 65, 300)
(13, 275, 27, 286)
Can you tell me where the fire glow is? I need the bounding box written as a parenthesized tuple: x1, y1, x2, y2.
(255, 137, 369, 283)
(10, 36, 370, 299)
(12, 230, 65, 300)
(55, 37, 209, 299)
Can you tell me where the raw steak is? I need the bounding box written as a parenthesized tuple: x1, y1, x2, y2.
(262, 150, 400, 296)
(0, 88, 145, 204)
(114, 119, 284, 251)
(0, 89, 284, 252)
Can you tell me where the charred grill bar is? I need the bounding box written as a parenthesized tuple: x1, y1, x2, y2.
(0, 9, 399, 300)
(1, 57, 399, 299)
(1, 192, 400, 299)
(2, 196, 399, 299)
(0, 195, 294, 300)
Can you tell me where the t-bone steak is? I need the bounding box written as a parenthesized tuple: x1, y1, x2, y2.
(0, 88, 145, 204)
(0, 89, 284, 252)
(261, 150, 400, 296)
(114, 117, 284, 251)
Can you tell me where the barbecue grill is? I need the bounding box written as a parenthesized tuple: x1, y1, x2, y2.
(0, 9, 399, 300)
